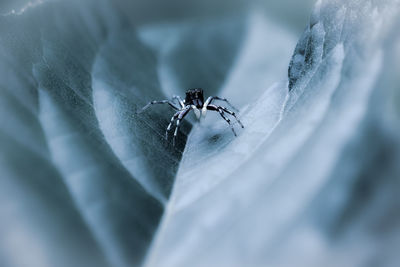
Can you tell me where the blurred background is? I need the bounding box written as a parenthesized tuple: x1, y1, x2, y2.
(0, 0, 316, 32)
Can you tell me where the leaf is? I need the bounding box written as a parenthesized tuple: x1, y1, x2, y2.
(1, 1, 252, 266)
(144, 1, 400, 267)
(1, 0, 400, 267)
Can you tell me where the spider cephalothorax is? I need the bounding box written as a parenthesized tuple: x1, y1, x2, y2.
(185, 88, 204, 108)
(139, 88, 244, 145)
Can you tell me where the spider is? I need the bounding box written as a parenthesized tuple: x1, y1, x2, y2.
(138, 88, 244, 145)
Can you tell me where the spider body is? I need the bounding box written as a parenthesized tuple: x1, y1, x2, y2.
(185, 88, 204, 108)
(185, 88, 205, 119)
(139, 88, 244, 145)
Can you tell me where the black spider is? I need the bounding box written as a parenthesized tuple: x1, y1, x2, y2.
(139, 88, 244, 145)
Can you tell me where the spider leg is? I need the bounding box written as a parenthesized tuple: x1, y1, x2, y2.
(208, 96, 239, 112)
(207, 104, 237, 136)
(172, 95, 185, 109)
(173, 106, 192, 146)
(217, 106, 244, 128)
(138, 100, 180, 114)
(165, 111, 181, 139)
